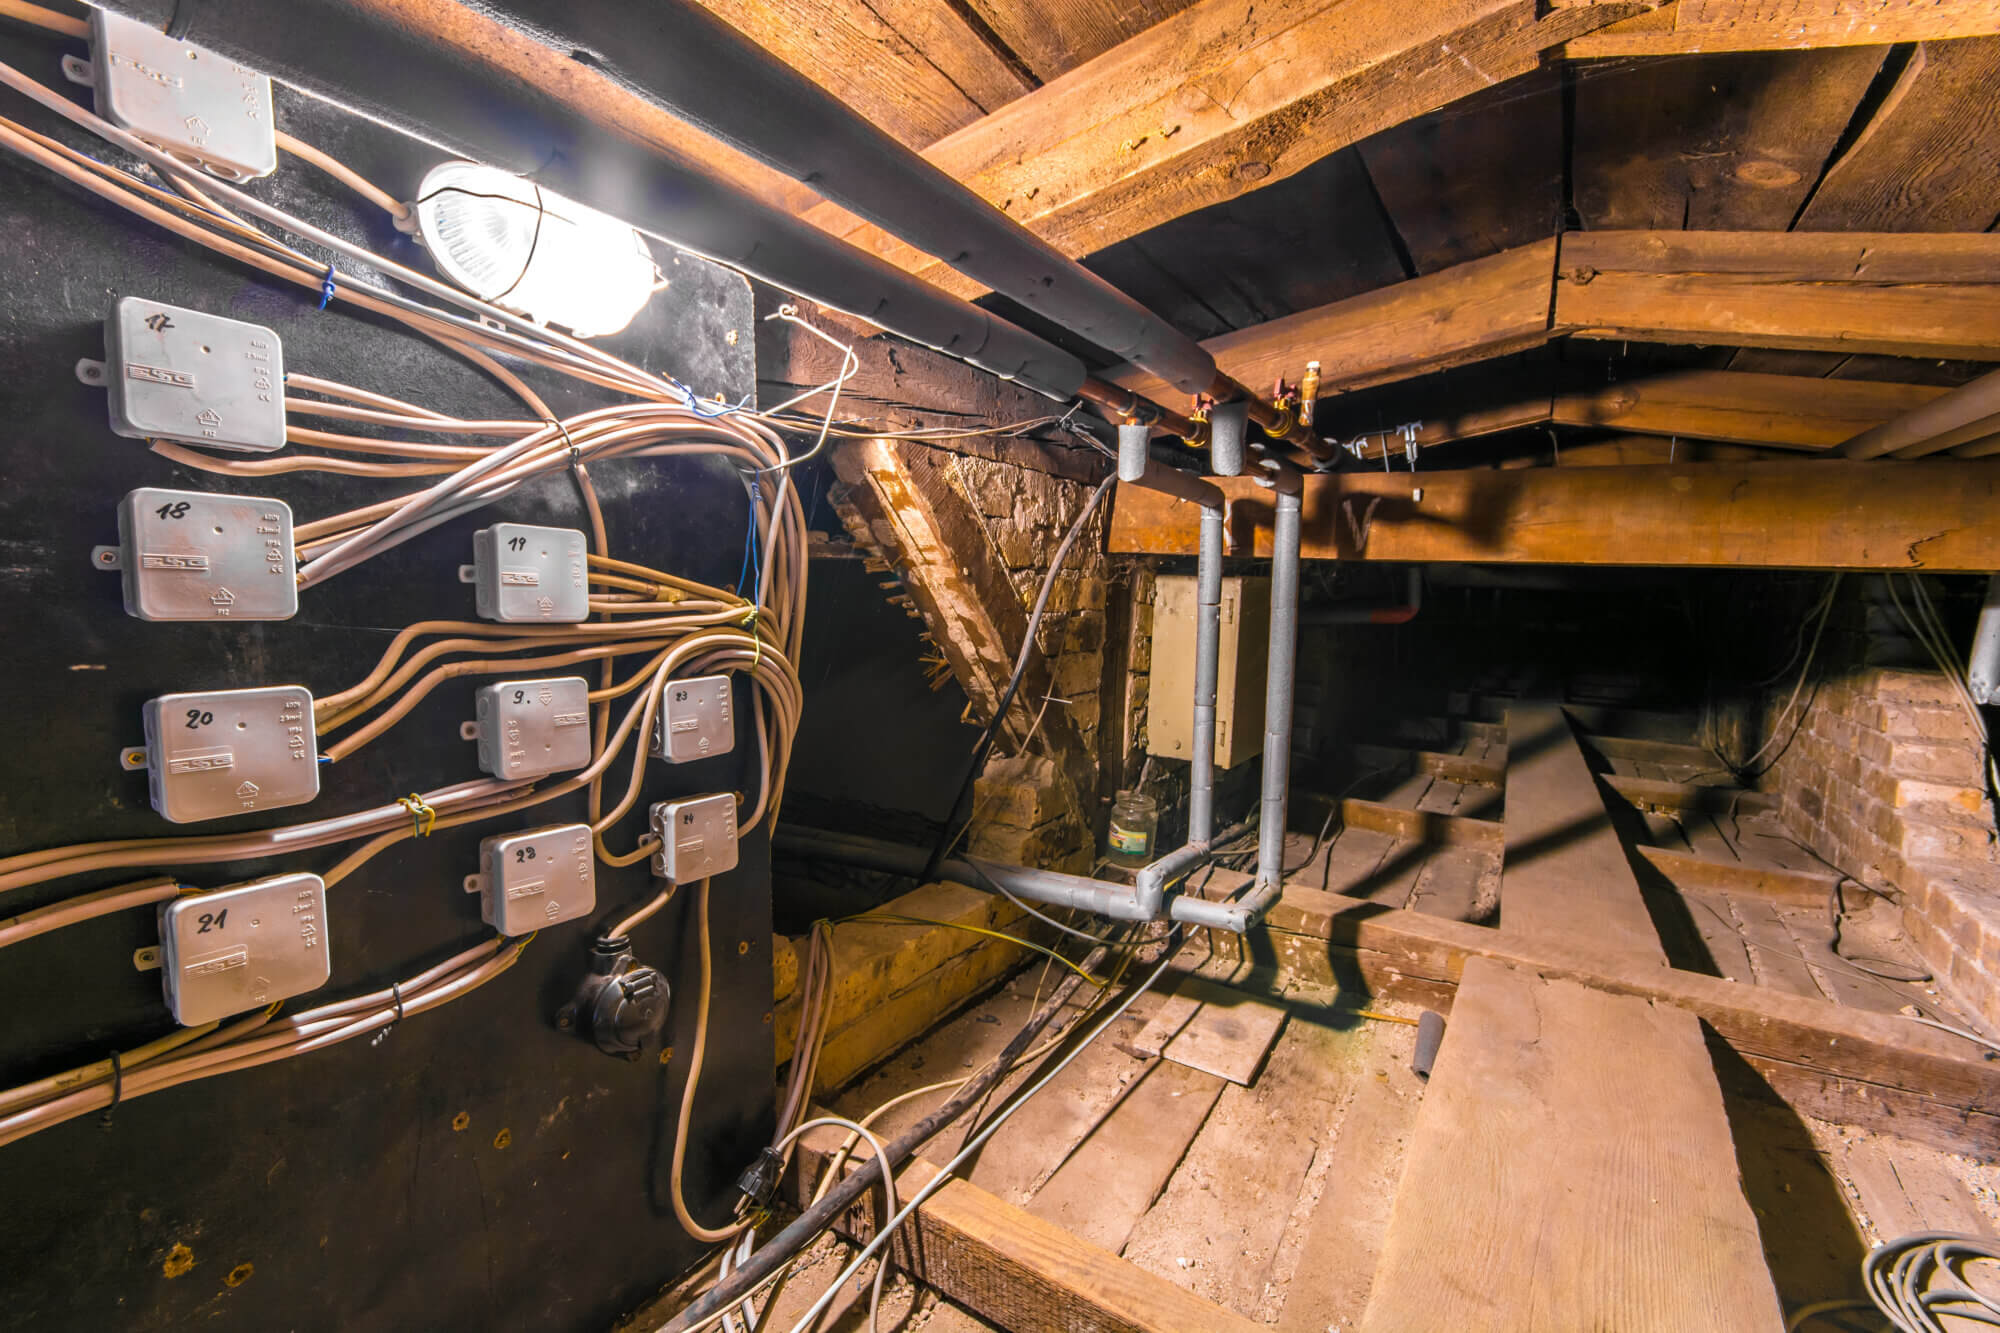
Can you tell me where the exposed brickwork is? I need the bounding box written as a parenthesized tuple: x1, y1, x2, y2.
(943, 455, 1113, 871)
(1766, 654, 2000, 1028)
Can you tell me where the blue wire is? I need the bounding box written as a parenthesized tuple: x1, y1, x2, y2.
(316, 264, 336, 311)
(734, 479, 761, 596)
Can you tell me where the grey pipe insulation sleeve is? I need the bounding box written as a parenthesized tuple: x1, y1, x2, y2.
(1255, 487, 1303, 890)
(1187, 504, 1225, 846)
(1210, 399, 1250, 476)
(1841, 365, 2000, 459)
(93, 0, 1089, 399)
(456, 0, 1221, 396)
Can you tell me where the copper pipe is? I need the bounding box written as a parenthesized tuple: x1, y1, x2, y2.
(1079, 375, 1196, 438)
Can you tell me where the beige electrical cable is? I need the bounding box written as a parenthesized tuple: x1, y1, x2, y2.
(669, 879, 751, 1244)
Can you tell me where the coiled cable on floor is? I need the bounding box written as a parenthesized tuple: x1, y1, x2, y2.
(1789, 1232, 2000, 1332)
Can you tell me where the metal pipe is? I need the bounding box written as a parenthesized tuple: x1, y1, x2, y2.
(1972, 574, 2000, 707)
(1210, 399, 1250, 477)
(93, 0, 1089, 400)
(1888, 408, 2000, 459)
(1841, 366, 2000, 459)
(1255, 475, 1304, 894)
(1300, 568, 1424, 625)
(1081, 376, 1197, 440)
(1188, 504, 1225, 845)
(465, 1, 1217, 397)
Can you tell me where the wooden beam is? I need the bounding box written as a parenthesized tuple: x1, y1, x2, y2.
(1333, 796, 1504, 850)
(1552, 370, 1951, 452)
(1555, 231, 2000, 360)
(1565, 0, 2000, 57)
(1606, 775, 1776, 816)
(1106, 461, 2000, 572)
(1359, 958, 1784, 1331)
(691, 0, 1032, 147)
(1106, 240, 1561, 409)
(792, 1134, 1266, 1333)
(1500, 705, 1666, 966)
(1353, 743, 1507, 789)
(801, 3, 1643, 299)
(758, 299, 1101, 483)
(1638, 845, 1839, 907)
(1258, 886, 2000, 1157)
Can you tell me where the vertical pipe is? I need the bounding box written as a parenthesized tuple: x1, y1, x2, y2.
(1971, 573, 2000, 706)
(1116, 421, 1150, 482)
(1189, 504, 1225, 844)
(1209, 400, 1249, 477)
(1256, 487, 1303, 888)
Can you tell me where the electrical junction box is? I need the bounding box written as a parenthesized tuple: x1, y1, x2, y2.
(651, 674, 735, 763)
(158, 872, 330, 1025)
(89, 297, 285, 452)
(465, 823, 596, 935)
(1147, 574, 1269, 771)
(649, 793, 738, 883)
(467, 676, 592, 780)
(464, 523, 588, 623)
(98, 487, 296, 621)
(82, 10, 276, 181)
(135, 684, 319, 823)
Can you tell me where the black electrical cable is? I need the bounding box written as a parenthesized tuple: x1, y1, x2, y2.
(921, 472, 1116, 883)
(659, 923, 1164, 1333)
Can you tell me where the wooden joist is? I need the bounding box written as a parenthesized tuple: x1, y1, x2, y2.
(1259, 886, 2000, 1157)
(1550, 370, 1951, 452)
(792, 1132, 1265, 1333)
(1106, 241, 1561, 408)
(1638, 844, 1839, 907)
(1359, 958, 1785, 1332)
(801, 3, 1646, 298)
(1556, 231, 2000, 361)
(1607, 775, 1776, 816)
(1106, 461, 2000, 573)
(1565, 0, 2000, 58)
(1336, 796, 1504, 850)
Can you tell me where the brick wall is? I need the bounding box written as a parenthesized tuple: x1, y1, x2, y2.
(949, 455, 1109, 873)
(1761, 583, 2000, 1028)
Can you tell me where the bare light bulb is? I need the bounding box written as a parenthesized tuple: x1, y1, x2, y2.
(410, 161, 657, 338)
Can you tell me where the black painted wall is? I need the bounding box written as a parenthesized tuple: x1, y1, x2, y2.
(0, 25, 771, 1331)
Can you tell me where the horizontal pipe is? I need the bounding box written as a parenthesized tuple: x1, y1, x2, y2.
(98, 0, 1089, 399)
(1080, 376, 1197, 439)
(476, 0, 1221, 396)
(1841, 366, 2000, 460)
(1888, 408, 2000, 459)
(1301, 568, 1424, 625)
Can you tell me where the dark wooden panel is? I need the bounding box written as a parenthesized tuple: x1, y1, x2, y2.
(1572, 47, 1884, 231)
(1797, 38, 2000, 231)
(1358, 67, 1564, 274)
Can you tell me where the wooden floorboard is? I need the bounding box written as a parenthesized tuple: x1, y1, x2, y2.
(1359, 958, 1785, 1332)
(1500, 704, 1667, 966)
(792, 1136, 1265, 1333)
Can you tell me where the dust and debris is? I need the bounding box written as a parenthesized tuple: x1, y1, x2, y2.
(222, 1263, 253, 1289)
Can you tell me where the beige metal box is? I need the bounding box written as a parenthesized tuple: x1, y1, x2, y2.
(1146, 574, 1269, 770)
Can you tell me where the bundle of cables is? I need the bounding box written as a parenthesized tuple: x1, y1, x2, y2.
(1790, 1233, 2000, 1332)
(0, 14, 823, 1148)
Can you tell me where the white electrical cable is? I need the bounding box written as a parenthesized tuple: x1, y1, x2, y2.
(781, 936, 1179, 1333)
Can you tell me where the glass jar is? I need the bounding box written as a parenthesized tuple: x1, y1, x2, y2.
(1106, 790, 1159, 868)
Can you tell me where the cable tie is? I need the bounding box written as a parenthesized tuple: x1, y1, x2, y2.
(397, 793, 436, 837)
(100, 1051, 123, 1129)
(371, 982, 406, 1047)
(546, 417, 581, 468)
(316, 263, 337, 311)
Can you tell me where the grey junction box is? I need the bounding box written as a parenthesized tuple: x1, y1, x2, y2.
(468, 676, 593, 780)
(102, 487, 297, 621)
(138, 684, 319, 824)
(649, 793, 739, 883)
(465, 523, 589, 623)
(96, 297, 285, 453)
(467, 824, 596, 935)
(159, 872, 330, 1025)
(85, 10, 277, 181)
(652, 674, 735, 763)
